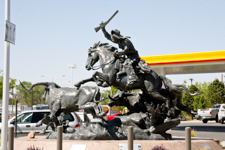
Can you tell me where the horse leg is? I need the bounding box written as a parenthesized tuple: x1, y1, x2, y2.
(92, 71, 110, 87)
(74, 71, 110, 87)
(143, 81, 170, 107)
(74, 77, 94, 87)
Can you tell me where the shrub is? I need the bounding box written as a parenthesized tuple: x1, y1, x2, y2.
(150, 144, 169, 150)
(191, 129, 197, 137)
(27, 145, 43, 150)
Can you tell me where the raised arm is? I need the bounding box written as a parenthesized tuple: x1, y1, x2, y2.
(101, 27, 112, 41)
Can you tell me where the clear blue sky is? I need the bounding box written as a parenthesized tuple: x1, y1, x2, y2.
(0, 0, 225, 90)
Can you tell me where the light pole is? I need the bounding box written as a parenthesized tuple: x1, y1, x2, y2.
(189, 78, 194, 85)
(41, 74, 65, 82)
(68, 63, 76, 87)
(2, 0, 10, 149)
(13, 94, 23, 138)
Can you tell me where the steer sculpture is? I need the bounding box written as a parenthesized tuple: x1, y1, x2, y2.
(20, 81, 106, 131)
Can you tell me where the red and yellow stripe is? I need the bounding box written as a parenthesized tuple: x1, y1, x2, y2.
(140, 50, 225, 66)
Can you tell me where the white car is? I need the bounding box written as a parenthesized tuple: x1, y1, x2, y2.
(0, 110, 82, 133)
(218, 104, 225, 124)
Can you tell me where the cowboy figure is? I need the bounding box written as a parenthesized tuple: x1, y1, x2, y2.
(101, 26, 140, 88)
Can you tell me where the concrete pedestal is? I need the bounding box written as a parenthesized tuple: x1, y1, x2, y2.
(13, 136, 223, 150)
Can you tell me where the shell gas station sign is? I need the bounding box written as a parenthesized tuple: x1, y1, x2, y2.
(103, 105, 120, 115)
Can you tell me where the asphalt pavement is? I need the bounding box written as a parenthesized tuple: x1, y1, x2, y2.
(167, 120, 225, 142)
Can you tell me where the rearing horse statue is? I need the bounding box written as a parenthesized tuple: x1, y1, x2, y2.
(75, 42, 168, 103)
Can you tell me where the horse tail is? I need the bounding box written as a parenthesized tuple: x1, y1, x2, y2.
(159, 77, 203, 96)
(174, 84, 203, 96)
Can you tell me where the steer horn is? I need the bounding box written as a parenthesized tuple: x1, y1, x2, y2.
(20, 81, 48, 91)
(108, 94, 117, 101)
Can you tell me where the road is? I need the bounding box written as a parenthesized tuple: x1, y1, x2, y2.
(167, 120, 225, 142)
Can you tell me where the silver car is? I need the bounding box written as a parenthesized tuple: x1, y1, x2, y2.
(0, 110, 82, 133)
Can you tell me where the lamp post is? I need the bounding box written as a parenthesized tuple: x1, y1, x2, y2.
(13, 94, 23, 138)
(41, 74, 65, 82)
(68, 64, 76, 87)
(189, 78, 194, 85)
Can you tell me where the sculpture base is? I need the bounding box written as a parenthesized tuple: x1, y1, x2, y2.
(13, 136, 223, 150)
(46, 131, 172, 140)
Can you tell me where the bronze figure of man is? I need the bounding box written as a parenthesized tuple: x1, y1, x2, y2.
(101, 26, 140, 88)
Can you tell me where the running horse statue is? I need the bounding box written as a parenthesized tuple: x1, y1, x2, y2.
(75, 42, 168, 104)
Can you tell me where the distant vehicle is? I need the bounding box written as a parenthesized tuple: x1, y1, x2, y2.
(218, 104, 225, 124)
(35, 105, 49, 110)
(196, 104, 221, 123)
(0, 110, 82, 133)
(107, 113, 122, 121)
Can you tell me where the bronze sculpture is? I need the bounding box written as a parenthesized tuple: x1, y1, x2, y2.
(19, 11, 202, 140)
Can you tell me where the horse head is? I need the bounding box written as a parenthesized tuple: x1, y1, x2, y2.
(85, 42, 117, 71)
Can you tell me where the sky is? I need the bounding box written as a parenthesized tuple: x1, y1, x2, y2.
(0, 0, 225, 91)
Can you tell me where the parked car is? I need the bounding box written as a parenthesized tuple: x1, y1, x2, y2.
(0, 110, 82, 133)
(218, 104, 225, 124)
(196, 104, 221, 123)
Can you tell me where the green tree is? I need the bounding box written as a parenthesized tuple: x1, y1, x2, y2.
(33, 86, 46, 105)
(182, 84, 199, 110)
(100, 87, 119, 105)
(207, 79, 225, 105)
(194, 82, 211, 109)
(0, 69, 17, 100)
(16, 81, 32, 106)
(16, 81, 46, 106)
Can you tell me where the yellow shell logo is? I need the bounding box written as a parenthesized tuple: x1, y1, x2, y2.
(104, 107, 109, 113)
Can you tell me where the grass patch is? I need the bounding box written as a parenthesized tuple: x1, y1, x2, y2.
(191, 129, 197, 137)
(185, 115, 192, 121)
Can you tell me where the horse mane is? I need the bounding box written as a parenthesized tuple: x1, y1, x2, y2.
(99, 42, 117, 52)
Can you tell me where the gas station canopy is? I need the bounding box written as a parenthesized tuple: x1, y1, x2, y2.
(140, 50, 225, 76)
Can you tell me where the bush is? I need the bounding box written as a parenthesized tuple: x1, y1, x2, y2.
(179, 111, 192, 121)
(185, 115, 192, 121)
(150, 144, 169, 150)
(191, 129, 197, 137)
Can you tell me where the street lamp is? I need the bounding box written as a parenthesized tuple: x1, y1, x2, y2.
(189, 78, 194, 85)
(41, 74, 65, 82)
(13, 94, 23, 138)
(68, 63, 76, 87)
